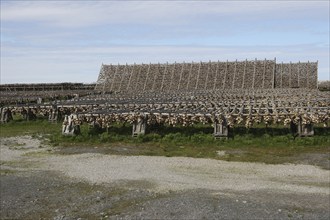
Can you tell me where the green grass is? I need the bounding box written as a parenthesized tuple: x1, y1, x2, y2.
(0, 119, 59, 138)
(1, 120, 329, 166)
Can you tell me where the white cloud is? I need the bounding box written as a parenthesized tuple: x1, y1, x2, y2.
(1, 44, 329, 83)
(1, 1, 328, 83)
(1, 1, 328, 28)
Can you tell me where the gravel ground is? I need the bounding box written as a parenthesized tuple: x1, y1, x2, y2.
(1, 136, 330, 219)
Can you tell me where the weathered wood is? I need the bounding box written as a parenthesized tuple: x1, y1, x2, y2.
(178, 62, 185, 90)
(126, 63, 135, 90)
(151, 63, 159, 91)
(232, 60, 237, 89)
(48, 105, 59, 123)
(21, 108, 37, 121)
(160, 62, 168, 91)
(143, 63, 151, 91)
(214, 119, 229, 139)
(242, 59, 247, 89)
(134, 63, 142, 91)
(205, 61, 211, 90)
(132, 115, 147, 137)
(272, 58, 276, 89)
(252, 58, 256, 89)
(110, 64, 119, 92)
(195, 62, 202, 90)
(262, 59, 266, 89)
(297, 61, 300, 88)
(307, 61, 309, 88)
(62, 114, 81, 136)
(0, 108, 13, 123)
(289, 62, 292, 88)
(280, 62, 283, 88)
(186, 62, 193, 90)
(222, 60, 228, 90)
(213, 61, 219, 90)
(169, 62, 176, 91)
(290, 120, 314, 137)
(92, 59, 318, 94)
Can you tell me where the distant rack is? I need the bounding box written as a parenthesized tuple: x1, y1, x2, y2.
(95, 59, 318, 93)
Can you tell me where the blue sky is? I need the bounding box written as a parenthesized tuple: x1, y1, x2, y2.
(1, 0, 329, 83)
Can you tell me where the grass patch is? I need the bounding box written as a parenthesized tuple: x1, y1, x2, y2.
(1, 120, 329, 166)
(0, 169, 18, 175)
(0, 119, 59, 138)
(1, 160, 39, 169)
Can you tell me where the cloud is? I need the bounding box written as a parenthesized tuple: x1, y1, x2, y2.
(1, 1, 329, 83)
(2, 1, 328, 49)
(1, 1, 328, 28)
(1, 44, 329, 83)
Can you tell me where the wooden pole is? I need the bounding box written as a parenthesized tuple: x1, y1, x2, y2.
(262, 59, 266, 89)
(307, 61, 309, 89)
(134, 63, 142, 91)
(252, 58, 256, 89)
(118, 63, 127, 91)
(143, 63, 151, 91)
(100, 64, 107, 92)
(126, 63, 135, 90)
(316, 60, 318, 89)
(169, 62, 176, 91)
(232, 59, 237, 89)
(195, 62, 202, 90)
(110, 63, 119, 92)
(204, 61, 211, 90)
(297, 61, 300, 88)
(223, 60, 228, 90)
(289, 62, 292, 88)
(186, 61, 193, 90)
(272, 57, 276, 89)
(213, 61, 219, 90)
(151, 63, 159, 91)
(242, 59, 247, 89)
(178, 62, 185, 90)
(280, 62, 283, 88)
(160, 62, 168, 91)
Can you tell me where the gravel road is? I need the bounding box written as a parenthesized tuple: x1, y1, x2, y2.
(1, 136, 329, 219)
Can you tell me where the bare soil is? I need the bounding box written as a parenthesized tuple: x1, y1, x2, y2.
(1, 136, 329, 219)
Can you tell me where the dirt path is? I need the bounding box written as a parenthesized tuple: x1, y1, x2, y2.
(1, 136, 330, 219)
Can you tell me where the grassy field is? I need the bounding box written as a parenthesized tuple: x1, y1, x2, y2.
(1, 119, 329, 166)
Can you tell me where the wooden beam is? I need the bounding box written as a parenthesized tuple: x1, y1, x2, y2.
(178, 62, 185, 90)
(186, 61, 193, 90)
(134, 63, 142, 91)
(242, 59, 247, 89)
(307, 61, 310, 89)
(195, 62, 202, 90)
(110, 63, 119, 92)
(213, 61, 219, 90)
(169, 62, 176, 91)
(223, 60, 228, 90)
(143, 63, 151, 91)
(204, 61, 211, 90)
(272, 58, 276, 89)
(252, 58, 256, 89)
(126, 63, 135, 90)
(118, 63, 127, 91)
(160, 62, 168, 91)
(280, 62, 283, 88)
(262, 58, 266, 89)
(232, 59, 237, 89)
(151, 63, 159, 91)
(289, 62, 292, 88)
(297, 61, 300, 88)
(316, 60, 319, 89)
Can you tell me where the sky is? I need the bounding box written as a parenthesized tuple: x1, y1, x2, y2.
(1, 0, 329, 84)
